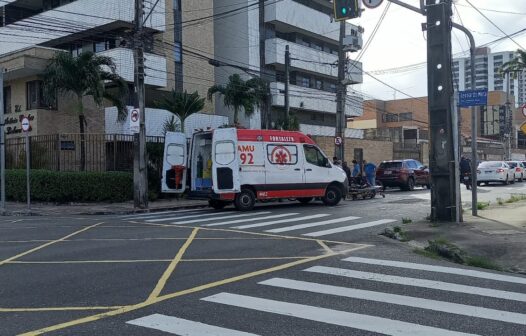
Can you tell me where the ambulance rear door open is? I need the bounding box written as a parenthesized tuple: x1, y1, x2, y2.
(212, 128, 240, 194)
(162, 132, 187, 193)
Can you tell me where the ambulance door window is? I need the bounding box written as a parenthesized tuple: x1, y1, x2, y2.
(304, 145, 329, 167)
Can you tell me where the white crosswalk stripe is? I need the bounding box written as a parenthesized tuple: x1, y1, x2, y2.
(232, 214, 330, 229)
(202, 293, 479, 336)
(173, 212, 271, 224)
(265, 216, 360, 233)
(203, 213, 299, 227)
(259, 278, 526, 325)
(305, 266, 526, 302)
(127, 314, 259, 335)
(303, 219, 397, 237)
(343, 257, 526, 285)
(146, 212, 223, 222)
(122, 209, 206, 220)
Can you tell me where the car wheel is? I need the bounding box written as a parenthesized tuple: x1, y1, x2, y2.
(511, 176, 516, 184)
(234, 189, 256, 211)
(403, 177, 415, 191)
(503, 176, 509, 185)
(322, 185, 342, 206)
(298, 197, 313, 204)
(520, 174, 524, 183)
(209, 200, 228, 210)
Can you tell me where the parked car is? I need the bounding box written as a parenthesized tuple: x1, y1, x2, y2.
(506, 161, 525, 182)
(477, 161, 515, 185)
(376, 159, 430, 191)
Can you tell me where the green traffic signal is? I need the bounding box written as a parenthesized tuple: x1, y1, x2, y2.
(342, 7, 347, 15)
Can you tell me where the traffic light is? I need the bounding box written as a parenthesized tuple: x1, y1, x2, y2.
(334, 0, 361, 21)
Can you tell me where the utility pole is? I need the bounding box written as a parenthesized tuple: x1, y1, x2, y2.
(505, 72, 512, 160)
(335, 20, 346, 161)
(0, 68, 5, 215)
(284, 45, 290, 130)
(133, 0, 148, 209)
(426, 0, 458, 221)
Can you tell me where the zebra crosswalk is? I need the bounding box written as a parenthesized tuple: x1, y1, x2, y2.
(120, 209, 397, 238)
(126, 256, 526, 335)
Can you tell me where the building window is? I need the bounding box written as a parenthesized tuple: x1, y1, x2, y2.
(399, 112, 413, 121)
(173, 42, 182, 63)
(328, 83, 337, 93)
(382, 113, 399, 122)
(26, 80, 56, 110)
(298, 75, 310, 88)
(3, 86, 11, 114)
(314, 79, 323, 90)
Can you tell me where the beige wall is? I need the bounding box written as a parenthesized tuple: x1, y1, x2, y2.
(311, 136, 394, 165)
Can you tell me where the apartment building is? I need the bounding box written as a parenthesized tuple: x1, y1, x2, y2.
(213, 0, 364, 136)
(0, 0, 215, 139)
(453, 47, 525, 107)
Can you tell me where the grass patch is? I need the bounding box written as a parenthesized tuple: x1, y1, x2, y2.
(413, 248, 442, 260)
(497, 197, 504, 206)
(505, 194, 526, 204)
(465, 256, 502, 271)
(402, 217, 413, 224)
(477, 201, 490, 210)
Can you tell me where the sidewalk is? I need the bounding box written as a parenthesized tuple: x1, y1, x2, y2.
(2, 198, 208, 216)
(400, 201, 526, 273)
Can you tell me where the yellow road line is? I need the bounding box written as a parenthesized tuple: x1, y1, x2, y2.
(146, 228, 199, 301)
(8, 256, 315, 264)
(0, 222, 103, 267)
(0, 306, 124, 312)
(0, 237, 285, 244)
(18, 244, 370, 336)
(316, 240, 333, 254)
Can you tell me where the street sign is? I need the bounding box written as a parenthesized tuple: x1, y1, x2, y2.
(129, 108, 140, 134)
(522, 104, 526, 118)
(21, 117, 30, 132)
(458, 89, 488, 108)
(521, 122, 526, 136)
(363, 0, 383, 9)
(335, 136, 343, 146)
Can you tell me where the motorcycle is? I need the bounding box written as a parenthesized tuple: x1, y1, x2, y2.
(462, 172, 471, 190)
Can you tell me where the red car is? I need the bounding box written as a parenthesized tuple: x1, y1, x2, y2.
(376, 159, 430, 191)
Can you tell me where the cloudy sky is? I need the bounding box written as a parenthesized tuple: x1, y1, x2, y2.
(353, 0, 526, 100)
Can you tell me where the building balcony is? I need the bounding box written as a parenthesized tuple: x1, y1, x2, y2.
(270, 82, 362, 117)
(98, 48, 167, 87)
(0, 0, 165, 56)
(266, 38, 363, 84)
(264, 0, 358, 42)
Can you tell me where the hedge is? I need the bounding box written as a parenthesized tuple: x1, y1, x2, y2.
(6, 170, 133, 203)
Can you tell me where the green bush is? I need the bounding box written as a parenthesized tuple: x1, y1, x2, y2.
(6, 170, 133, 203)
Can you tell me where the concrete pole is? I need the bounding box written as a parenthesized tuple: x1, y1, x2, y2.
(284, 45, 290, 130)
(0, 69, 5, 215)
(133, 0, 149, 209)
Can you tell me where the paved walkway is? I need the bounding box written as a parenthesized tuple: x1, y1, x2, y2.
(403, 201, 526, 273)
(1, 198, 208, 216)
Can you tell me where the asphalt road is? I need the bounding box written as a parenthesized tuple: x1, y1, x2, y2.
(1, 183, 526, 335)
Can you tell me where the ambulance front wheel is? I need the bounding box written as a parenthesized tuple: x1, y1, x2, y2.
(322, 185, 342, 206)
(235, 189, 256, 211)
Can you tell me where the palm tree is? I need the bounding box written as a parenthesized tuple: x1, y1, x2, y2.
(208, 74, 267, 125)
(154, 89, 205, 132)
(501, 50, 526, 76)
(43, 51, 128, 171)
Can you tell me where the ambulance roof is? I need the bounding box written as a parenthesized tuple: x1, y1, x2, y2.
(236, 129, 316, 145)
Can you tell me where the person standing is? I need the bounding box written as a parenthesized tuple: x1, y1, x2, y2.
(364, 160, 377, 186)
(342, 161, 352, 180)
(351, 159, 361, 177)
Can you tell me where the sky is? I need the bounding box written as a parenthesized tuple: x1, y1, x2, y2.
(353, 0, 526, 101)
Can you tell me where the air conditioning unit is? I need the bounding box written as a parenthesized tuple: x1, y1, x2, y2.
(343, 36, 363, 52)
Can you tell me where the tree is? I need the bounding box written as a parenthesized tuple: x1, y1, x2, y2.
(207, 74, 267, 125)
(500, 49, 526, 78)
(43, 51, 127, 171)
(154, 89, 205, 132)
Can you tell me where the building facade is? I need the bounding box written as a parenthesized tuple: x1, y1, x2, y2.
(212, 0, 364, 135)
(452, 47, 525, 107)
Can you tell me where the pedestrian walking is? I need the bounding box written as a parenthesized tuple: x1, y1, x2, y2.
(363, 160, 377, 187)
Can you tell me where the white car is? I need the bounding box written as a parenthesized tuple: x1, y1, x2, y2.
(506, 161, 525, 182)
(477, 161, 515, 185)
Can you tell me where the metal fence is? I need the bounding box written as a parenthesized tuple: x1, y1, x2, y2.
(5, 134, 165, 172)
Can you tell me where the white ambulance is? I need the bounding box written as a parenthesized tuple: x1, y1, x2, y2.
(162, 128, 348, 211)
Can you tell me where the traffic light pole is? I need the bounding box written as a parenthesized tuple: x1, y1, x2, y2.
(335, 20, 346, 161)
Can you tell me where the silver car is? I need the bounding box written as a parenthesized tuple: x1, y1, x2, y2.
(477, 161, 515, 185)
(506, 161, 525, 182)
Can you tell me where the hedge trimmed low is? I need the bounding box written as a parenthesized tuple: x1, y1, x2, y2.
(6, 170, 133, 203)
